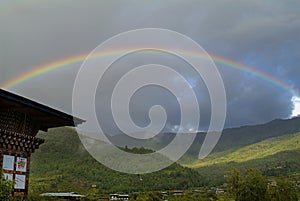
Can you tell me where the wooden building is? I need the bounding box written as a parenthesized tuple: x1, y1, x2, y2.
(109, 194, 130, 200)
(0, 89, 84, 198)
(40, 192, 85, 200)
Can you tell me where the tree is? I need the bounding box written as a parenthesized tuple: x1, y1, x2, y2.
(130, 192, 162, 201)
(0, 171, 14, 201)
(236, 169, 268, 201)
(267, 179, 298, 201)
(229, 168, 242, 197)
(228, 168, 299, 201)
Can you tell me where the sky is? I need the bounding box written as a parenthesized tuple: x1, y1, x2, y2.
(0, 0, 299, 134)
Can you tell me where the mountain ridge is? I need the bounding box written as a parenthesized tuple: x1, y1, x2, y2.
(108, 117, 300, 153)
(28, 116, 300, 197)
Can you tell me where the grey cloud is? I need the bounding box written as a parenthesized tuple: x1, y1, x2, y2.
(0, 0, 299, 134)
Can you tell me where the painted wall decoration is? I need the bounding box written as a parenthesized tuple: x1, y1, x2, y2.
(2, 154, 28, 192)
(3, 154, 14, 171)
(16, 157, 27, 172)
(14, 174, 26, 189)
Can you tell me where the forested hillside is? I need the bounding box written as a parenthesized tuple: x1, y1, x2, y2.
(28, 117, 300, 198)
(29, 128, 206, 198)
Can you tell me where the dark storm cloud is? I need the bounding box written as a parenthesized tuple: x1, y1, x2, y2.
(0, 0, 299, 133)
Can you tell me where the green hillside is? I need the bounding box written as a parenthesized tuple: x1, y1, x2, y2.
(27, 117, 300, 199)
(179, 117, 300, 164)
(188, 132, 300, 184)
(29, 128, 207, 199)
(189, 132, 300, 168)
(215, 117, 300, 151)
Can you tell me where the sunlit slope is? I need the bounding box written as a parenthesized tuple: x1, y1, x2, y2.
(188, 132, 300, 168)
(180, 117, 300, 165)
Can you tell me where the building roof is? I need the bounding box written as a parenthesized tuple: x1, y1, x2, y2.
(40, 192, 85, 197)
(0, 89, 85, 131)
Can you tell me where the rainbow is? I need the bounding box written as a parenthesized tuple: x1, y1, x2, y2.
(1, 49, 299, 97)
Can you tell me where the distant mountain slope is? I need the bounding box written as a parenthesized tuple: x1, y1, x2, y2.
(28, 117, 300, 197)
(182, 117, 300, 163)
(184, 132, 300, 186)
(195, 149, 300, 185)
(188, 132, 300, 169)
(108, 117, 300, 162)
(29, 128, 206, 198)
(215, 117, 300, 151)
